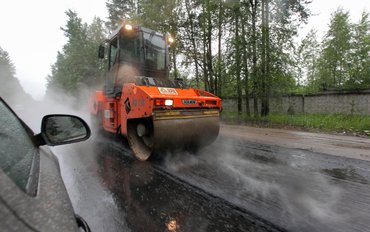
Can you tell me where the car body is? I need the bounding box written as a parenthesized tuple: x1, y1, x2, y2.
(0, 98, 91, 231)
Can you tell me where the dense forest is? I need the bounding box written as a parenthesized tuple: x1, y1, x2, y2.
(2, 0, 368, 116)
(0, 47, 32, 104)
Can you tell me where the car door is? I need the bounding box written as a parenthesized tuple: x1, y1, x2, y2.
(0, 99, 80, 231)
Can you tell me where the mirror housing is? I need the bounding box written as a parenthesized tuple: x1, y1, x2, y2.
(36, 115, 91, 146)
(98, 45, 105, 59)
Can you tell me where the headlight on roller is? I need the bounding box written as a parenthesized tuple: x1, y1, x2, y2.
(155, 99, 173, 107)
(165, 99, 173, 106)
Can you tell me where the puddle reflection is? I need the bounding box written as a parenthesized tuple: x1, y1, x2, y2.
(94, 142, 275, 232)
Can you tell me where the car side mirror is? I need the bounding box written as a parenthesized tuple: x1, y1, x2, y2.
(98, 45, 105, 59)
(36, 115, 91, 146)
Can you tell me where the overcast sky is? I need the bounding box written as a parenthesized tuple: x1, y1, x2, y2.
(0, 0, 369, 100)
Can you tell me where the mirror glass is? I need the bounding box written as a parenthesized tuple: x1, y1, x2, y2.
(42, 115, 89, 145)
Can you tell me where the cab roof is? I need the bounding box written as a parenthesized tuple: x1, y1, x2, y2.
(107, 23, 164, 41)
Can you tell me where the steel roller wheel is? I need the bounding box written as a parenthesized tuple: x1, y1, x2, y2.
(127, 119, 154, 161)
(127, 115, 220, 161)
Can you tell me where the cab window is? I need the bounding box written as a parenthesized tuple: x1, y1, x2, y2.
(143, 32, 166, 71)
(119, 35, 140, 62)
(109, 37, 118, 70)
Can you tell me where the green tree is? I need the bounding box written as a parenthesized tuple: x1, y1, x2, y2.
(233, 5, 243, 113)
(260, 0, 269, 116)
(177, 0, 219, 92)
(347, 11, 370, 89)
(85, 17, 108, 86)
(252, 0, 310, 115)
(296, 29, 320, 92)
(318, 9, 352, 90)
(0, 47, 16, 87)
(249, 0, 259, 116)
(106, 0, 138, 30)
(216, 0, 224, 97)
(0, 47, 31, 103)
(140, 0, 179, 79)
(47, 10, 106, 97)
(179, 0, 202, 88)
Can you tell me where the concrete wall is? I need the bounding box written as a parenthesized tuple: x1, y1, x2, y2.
(222, 91, 370, 115)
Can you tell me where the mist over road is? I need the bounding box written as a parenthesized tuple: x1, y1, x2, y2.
(50, 125, 370, 232)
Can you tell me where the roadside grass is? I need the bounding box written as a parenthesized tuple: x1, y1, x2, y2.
(221, 112, 370, 137)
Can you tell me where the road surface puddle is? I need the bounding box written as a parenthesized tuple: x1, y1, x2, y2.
(322, 167, 369, 184)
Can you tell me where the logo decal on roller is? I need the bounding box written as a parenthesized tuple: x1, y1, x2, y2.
(158, 87, 178, 95)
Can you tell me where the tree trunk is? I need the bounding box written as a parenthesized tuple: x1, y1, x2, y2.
(235, 9, 242, 114)
(201, 3, 209, 91)
(250, 0, 259, 117)
(261, 0, 270, 116)
(172, 48, 178, 79)
(185, 1, 200, 89)
(261, 0, 266, 116)
(241, 13, 250, 116)
(217, 0, 223, 96)
(265, 0, 270, 115)
(206, 0, 214, 93)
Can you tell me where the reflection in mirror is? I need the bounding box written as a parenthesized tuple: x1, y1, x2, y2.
(42, 115, 90, 145)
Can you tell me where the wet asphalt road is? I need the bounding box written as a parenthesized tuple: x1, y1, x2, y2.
(53, 133, 370, 232)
